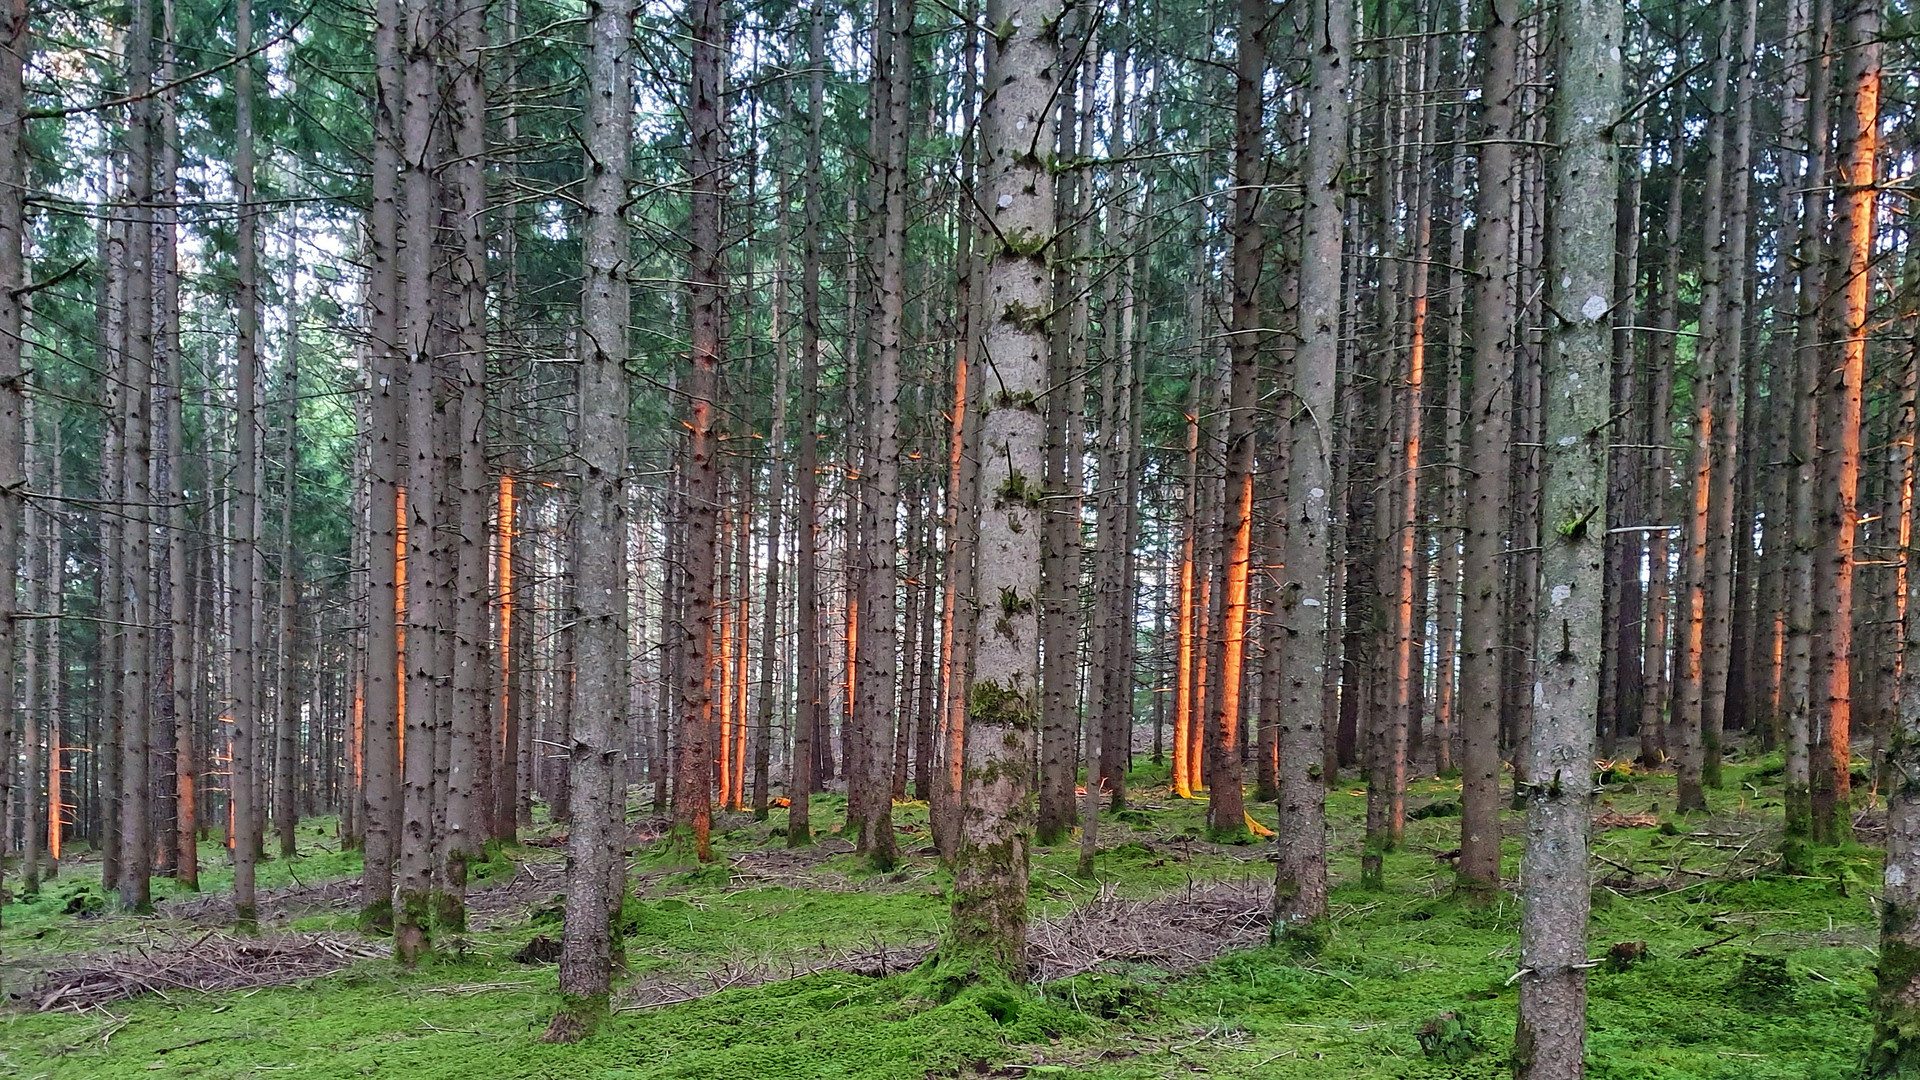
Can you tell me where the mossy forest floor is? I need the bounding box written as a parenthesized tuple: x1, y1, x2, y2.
(0, 754, 1879, 1079)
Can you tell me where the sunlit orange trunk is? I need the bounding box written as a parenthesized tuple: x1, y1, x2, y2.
(844, 589, 858, 787)
(352, 672, 365, 801)
(47, 723, 61, 860)
(1387, 279, 1426, 837)
(733, 591, 749, 810)
(1189, 549, 1211, 791)
(1173, 537, 1196, 797)
(718, 584, 734, 809)
(1173, 395, 1199, 798)
(1812, 23, 1877, 838)
(496, 474, 515, 817)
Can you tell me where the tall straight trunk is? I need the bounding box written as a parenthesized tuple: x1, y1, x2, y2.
(0, 0, 19, 926)
(394, 0, 440, 964)
(732, 468, 751, 809)
(492, 0, 524, 841)
(18, 399, 37, 894)
(944, 0, 1056, 978)
(442, 0, 490, 925)
(1392, 199, 1432, 784)
(1811, 0, 1876, 845)
(98, 184, 124, 887)
(790, 0, 826, 848)
(1433, 13, 1470, 774)
(756, 249, 787, 822)
(545, 0, 633, 1032)
(1759, 0, 1812, 754)
(1210, 0, 1264, 838)
(854, 0, 911, 865)
(1098, 34, 1138, 813)
(158, 34, 195, 892)
(228, 0, 261, 930)
(1783, 0, 1832, 863)
(1173, 323, 1202, 799)
(1273, 0, 1348, 931)
(45, 421, 63, 877)
(1455, 0, 1517, 902)
(715, 509, 734, 810)
(1513, 0, 1619, 1070)
(1876, 155, 1920, 1080)
(361, 0, 403, 928)
(274, 221, 300, 860)
(1678, 5, 1741, 807)
(674, 0, 725, 864)
(932, 2, 982, 859)
(117, 0, 156, 912)
(1600, 114, 1643, 760)
(1037, 30, 1092, 846)
(1639, 112, 1686, 769)
(496, 475, 518, 839)
(1709, 0, 1757, 777)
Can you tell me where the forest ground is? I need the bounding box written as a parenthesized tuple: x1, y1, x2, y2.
(0, 750, 1876, 1080)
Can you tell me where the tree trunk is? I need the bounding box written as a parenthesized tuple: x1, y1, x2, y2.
(790, 0, 827, 848)
(1513, 0, 1619, 1071)
(440, 0, 490, 928)
(116, 0, 156, 913)
(0, 0, 20, 927)
(1210, 0, 1265, 840)
(360, 0, 403, 930)
(544, 0, 633, 1034)
(943, 0, 1057, 979)
(1036, 27, 1092, 846)
(1272, 0, 1349, 932)
(932, 2, 983, 860)
(1810, 0, 1876, 845)
(274, 219, 301, 860)
(394, 0, 441, 963)
(673, 0, 726, 865)
(1455, 0, 1517, 902)
(854, 0, 911, 866)
(228, 0, 261, 930)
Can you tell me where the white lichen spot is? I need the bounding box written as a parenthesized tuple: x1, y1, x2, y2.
(1551, 583, 1572, 606)
(1581, 294, 1608, 322)
(1303, 598, 1322, 608)
(1559, 435, 1577, 447)
(1308, 487, 1325, 500)
(997, 193, 1013, 209)
(1892, 863, 1909, 888)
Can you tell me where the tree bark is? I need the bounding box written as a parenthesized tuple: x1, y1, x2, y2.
(1810, 0, 1877, 845)
(394, 0, 441, 963)
(545, 0, 633, 1032)
(1455, 0, 1517, 902)
(1210, 0, 1266, 839)
(228, 0, 261, 930)
(0, 0, 26, 918)
(274, 219, 301, 860)
(673, 0, 726, 865)
(790, 0, 827, 848)
(359, 0, 403, 930)
(943, 0, 1057, 979)
(1513, 1, 1619, 1073)
(1272, 0, 1348, 932)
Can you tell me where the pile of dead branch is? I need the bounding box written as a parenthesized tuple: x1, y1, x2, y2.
(613, 879, 1276, 1011)
(164, 876, 361, 927)
(616, 940, 938, 1011)
(31, 932, 386, 1012)
(1028, 878, 1272, 982)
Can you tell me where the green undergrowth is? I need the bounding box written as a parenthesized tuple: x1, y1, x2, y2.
(0, 759, 1882, 1079)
